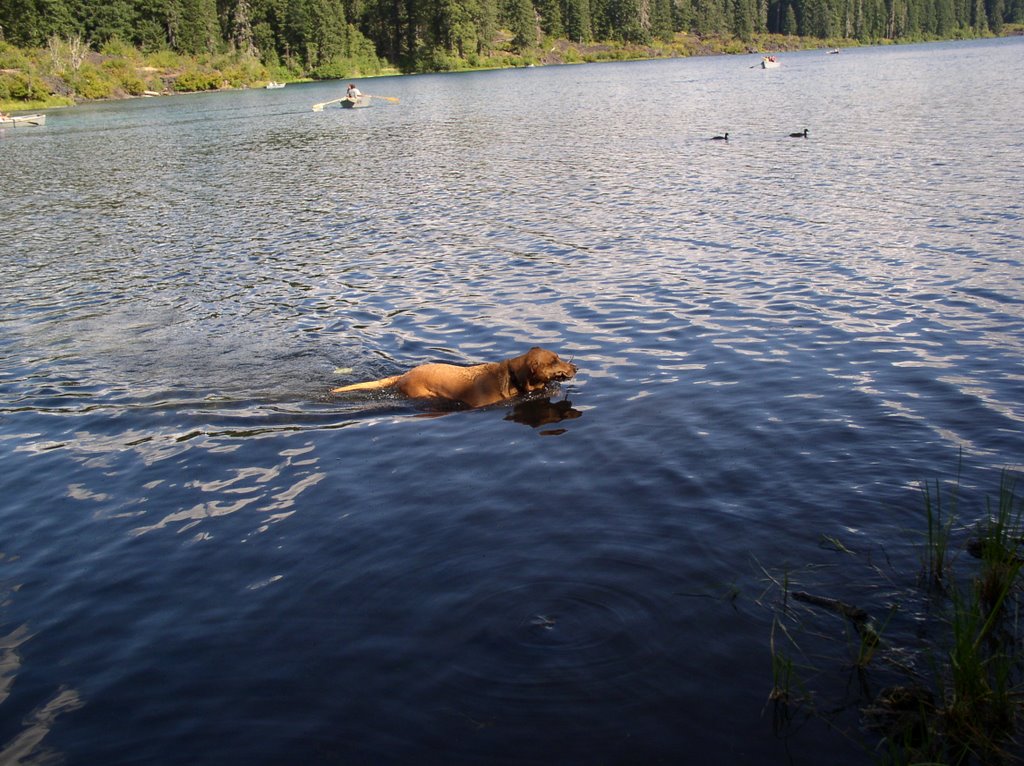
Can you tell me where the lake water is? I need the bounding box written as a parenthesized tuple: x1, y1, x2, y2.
(2, 36, 1023, 764)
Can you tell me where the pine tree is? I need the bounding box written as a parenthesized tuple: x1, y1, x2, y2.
(607, 0, 649, 42)
(971, 0, 989, 27)
(536, 0, 565, 36)
(651, 0, 673, 38)
(176, 0, 220, 52)
(507, 0, 536, 49)
(672, 0, 694, 31)
(694, 0, 728, 34)
(231, 0, 258, 55)
(732, 0, 755, 38)
(783, 0, 798, 31)
(78, 0, 138, 43)
(985, 0, 1003, 30)
(563, 0, 592, 40)
(0, 0, 59, 46)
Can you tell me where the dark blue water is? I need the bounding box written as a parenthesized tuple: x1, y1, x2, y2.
(2, 37, 1023, 764)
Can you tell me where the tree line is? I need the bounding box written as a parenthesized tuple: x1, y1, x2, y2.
(1, 0, 1019, 75)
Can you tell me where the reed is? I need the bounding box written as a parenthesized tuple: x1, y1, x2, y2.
(921, 474, 958, 590)
(899, 471, 1023, 764)
(765, 468, 1024, 764)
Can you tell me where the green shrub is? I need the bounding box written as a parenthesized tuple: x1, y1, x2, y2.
(562, 46, 583, 63)
(219, 57, 267, 88)
(118, 72, 147, 95)
(0, 71, 53, 101)
(265, 64, 291, 82)
(173, 67, 222, 91)
(0, 42, 31, 70)
(145, 49, 185, 69)
(309, 52, 381, 80)
(309, 60, 351, 80)
(416, 46, 460, 72)
(68, 64, 117, 99)
(100, 37, 139, 60)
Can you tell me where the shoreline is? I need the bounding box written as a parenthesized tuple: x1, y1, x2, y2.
(3, 28, 1020, 115)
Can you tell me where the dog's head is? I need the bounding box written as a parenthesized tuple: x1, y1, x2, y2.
(512, 347, 577, 393)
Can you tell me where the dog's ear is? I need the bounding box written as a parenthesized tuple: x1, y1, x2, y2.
(509, 355, 532, 389)
(525, 348, 548, 382)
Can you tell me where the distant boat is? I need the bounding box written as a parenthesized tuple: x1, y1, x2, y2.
(340, 96, 371, 108)
(0, 113, 45, 128)
(828, 48, 840, 55)
(761, 56, 780, 69)
(266, 81, 285, 89)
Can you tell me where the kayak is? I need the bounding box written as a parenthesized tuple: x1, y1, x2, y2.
(0, 113, 46, 127)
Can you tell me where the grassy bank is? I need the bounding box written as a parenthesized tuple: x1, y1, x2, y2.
(0, 36, 391, 113)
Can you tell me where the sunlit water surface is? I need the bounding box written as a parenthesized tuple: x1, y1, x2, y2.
(2, 37, 1023, 765)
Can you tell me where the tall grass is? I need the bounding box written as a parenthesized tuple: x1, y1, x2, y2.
(921, 473, 958, 590)
(899, 471, 1023, 763)
(765, 468, 1024, 765)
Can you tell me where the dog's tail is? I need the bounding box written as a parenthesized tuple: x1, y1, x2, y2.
(331, 375, 402, 394)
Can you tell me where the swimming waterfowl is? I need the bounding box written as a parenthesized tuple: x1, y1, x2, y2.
(711, 132, 729, 141)
(790, 128, 809, 138)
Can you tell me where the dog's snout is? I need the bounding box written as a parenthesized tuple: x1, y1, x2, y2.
(557, 361, 577, 380)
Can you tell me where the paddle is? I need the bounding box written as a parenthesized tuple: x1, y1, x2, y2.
(312, 97, 345, 112)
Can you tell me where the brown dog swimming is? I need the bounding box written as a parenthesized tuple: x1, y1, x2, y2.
(332, 347, 577, 408)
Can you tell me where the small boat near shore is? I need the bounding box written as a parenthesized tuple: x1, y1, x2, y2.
(0, 113, 46, 127)
(266, 81, 285, 89)
(761, 56, 780, 69)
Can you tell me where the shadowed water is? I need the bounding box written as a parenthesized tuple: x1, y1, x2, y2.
(1, 37, 1023, 764)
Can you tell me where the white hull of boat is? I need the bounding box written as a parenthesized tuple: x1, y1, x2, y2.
(0, 113, 46, 127)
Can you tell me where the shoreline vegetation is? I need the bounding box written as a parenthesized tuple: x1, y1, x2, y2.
(764, 469, 1024, 764)
(0, 1, 1019, 115)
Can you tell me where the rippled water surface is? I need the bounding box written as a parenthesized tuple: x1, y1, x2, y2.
(2, 37, 1023, 764)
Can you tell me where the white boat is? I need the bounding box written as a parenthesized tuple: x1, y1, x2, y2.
(761, 56, 780, 69)
(0, 113, 45, 127)
(266, 81, 285, 89)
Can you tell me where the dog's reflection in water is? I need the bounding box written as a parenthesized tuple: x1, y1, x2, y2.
(505, 397, 582, 435)
(407, 395, 582, 435)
